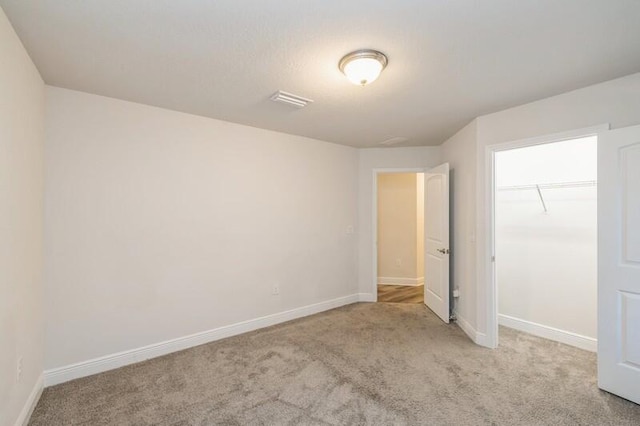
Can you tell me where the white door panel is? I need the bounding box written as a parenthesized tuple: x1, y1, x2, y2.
(424, 163, 450, 323)
(425, 254, 443, 298)
(598, 125, 640, 404)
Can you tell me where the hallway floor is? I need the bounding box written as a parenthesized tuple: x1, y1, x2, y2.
(377, 284, 424, 303)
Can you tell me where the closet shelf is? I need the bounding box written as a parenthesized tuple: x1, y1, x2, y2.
(497, 180, 596, 191)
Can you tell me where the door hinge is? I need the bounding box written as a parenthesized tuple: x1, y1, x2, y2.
(437, 248, 451, 254)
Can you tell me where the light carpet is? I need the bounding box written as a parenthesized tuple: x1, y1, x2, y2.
(30, 303, 640, 425)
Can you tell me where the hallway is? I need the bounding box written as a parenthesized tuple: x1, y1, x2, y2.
(377, 284, 424, 303)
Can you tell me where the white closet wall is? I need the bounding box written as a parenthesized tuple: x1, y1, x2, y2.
(496, 137, 597, 348)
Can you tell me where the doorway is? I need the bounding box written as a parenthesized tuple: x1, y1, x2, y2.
(375, 172, 425, 303)
(492, 134, 598, 350)
(372, 165, 451, 323)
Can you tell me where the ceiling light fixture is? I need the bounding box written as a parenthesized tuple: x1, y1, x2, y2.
(339, 49, 388, 86)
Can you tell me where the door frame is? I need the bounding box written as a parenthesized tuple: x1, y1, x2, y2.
(371, 168, 425, 300)
(482, 124, 609, 348)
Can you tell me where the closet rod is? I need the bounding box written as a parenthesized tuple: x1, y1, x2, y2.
(497, 180, 596, 191)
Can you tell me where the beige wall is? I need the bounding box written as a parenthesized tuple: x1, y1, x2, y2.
(44, 87, 359, 371)
(0, 6, 45, 426)
(377, 173, 424, 284)
(416, 174, 425, 279)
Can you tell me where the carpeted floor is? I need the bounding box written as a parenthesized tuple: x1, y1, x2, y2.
(30, 303, 640, 425)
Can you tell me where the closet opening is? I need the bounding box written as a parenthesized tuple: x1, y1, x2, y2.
(494, 135, 597, 351)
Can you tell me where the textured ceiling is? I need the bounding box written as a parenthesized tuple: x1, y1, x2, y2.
(2, 0, 640, 147)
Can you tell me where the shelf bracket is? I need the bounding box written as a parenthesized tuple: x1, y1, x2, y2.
(535, 184, 548, 213)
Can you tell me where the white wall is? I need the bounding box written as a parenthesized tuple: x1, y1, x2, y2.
(377, 173, 421, 282)
(440, 72, 640, 345)
(440, 120, 477, 333)
(496, 138, 597, 341)
(0, 7, 44, 426)
(44, 87, 359, 370)
(472, 72, 640, 341)
(358, 147, 442, 298)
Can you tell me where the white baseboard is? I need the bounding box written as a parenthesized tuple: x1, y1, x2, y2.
(15, 374, 43, 426)
(357, 293, 376, 302)
(454, 312, 493, 348)
(455, 313, 477, 342)
(44, 294, 361, 386)
(474, 330, 491, 348)
(498, 314, 597, 352)
(377, 277, 424, 286)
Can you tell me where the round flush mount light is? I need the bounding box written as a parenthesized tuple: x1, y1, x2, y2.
(339, 49, 388, 86)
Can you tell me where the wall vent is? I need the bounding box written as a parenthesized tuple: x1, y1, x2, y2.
(270, 90, 314, 108)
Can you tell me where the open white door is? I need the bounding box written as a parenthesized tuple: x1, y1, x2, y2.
(598, 125, 640, 404)
(424, 163, 450, 323)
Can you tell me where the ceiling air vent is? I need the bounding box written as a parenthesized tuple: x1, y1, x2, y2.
(270, 90, 314, 108)
(379, 136, 408, 146)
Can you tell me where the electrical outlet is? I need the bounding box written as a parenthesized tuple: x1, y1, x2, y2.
(17, 357, 23, 382)
(272, 284, 280, 295)
(395, 258, 402, 267)
(345, 225, 354, 234)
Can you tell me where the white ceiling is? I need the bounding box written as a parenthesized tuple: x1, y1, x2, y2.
(2, 1, 640, 147)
